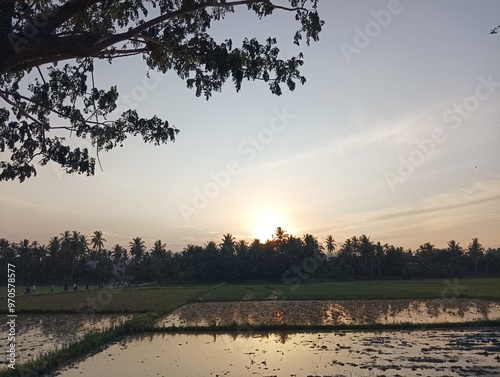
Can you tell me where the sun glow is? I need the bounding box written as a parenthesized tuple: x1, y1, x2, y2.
(251, 209, 292, 241)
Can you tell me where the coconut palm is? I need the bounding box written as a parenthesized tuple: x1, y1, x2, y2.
(129, 237, 146, 264)
(0, 238, 14, 260)
(151, 240, 167, 258)
(467, 238, 484, 274)
(111, 244, 127, 266)
(220, 233, 236, 255)
(235, 240, 248, 257)
(324, 235, 336, 259)
(16, 239, 33, 283)
(68, 231, 88, 282)
(91, 230, 106, 253)
(359, 234, 374, 275)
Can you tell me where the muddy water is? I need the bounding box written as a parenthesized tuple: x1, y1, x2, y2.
(156, 299, 500, 328)
(54, 329, 500, 377)
(0, 314, 132, 367)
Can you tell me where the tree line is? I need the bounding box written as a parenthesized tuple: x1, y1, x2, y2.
(1, 228, 499, 285)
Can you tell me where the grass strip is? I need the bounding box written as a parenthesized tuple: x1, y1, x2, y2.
(153, 319, 500, 333)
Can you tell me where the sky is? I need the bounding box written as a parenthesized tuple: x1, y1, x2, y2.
(1, 0, 500, 252)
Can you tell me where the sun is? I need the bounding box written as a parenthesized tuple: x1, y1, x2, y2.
(251, 210, 290, 241)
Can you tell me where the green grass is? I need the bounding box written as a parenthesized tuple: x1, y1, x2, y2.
(3, 278, 500, 313)
(155, 319, 500, 333)
(199, 285, 274, 301)
(201, 278, 500, 301)
(9, 286, 209, 313)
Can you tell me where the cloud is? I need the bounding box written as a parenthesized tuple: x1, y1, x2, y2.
(0, 194, 78, 214)
(374, 185, 500, 222)
(311, 178, 500, 237)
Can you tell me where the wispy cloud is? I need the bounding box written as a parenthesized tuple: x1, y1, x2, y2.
(311, 178, 500, 240)
(0, 194, 78, 214)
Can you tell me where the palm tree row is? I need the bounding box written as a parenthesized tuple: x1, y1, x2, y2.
(0, 229, 499, 285)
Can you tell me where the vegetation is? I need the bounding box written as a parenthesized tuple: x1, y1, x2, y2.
(203, 279, 500, 301)
(3, 278, 499, 313)
(12, 285, 208, 313)
(1, 229, 499, 286)
(0, 0, 323, 181)
(155, 320, 500, 334)
(1, 278, 499, 376)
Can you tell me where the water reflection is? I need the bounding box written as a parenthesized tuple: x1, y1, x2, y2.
(55, 329, 500, 377)
(156, 299, 500, 327)
(0, 314, 132, 367)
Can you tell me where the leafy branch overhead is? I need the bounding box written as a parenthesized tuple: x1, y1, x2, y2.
(0, 0, 323, 181)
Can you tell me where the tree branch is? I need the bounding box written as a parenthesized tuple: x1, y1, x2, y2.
(3, 0, 310, 74)
(0, 90, 46, 128)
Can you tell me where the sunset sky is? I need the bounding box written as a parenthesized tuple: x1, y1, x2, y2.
(1, 0, 499, 252)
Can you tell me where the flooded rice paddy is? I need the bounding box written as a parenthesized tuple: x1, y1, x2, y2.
(5, 299, 500, 376)
(55, 329, 500, 377)
(0, 314, 132, 367)
(156, 299, 500, 328)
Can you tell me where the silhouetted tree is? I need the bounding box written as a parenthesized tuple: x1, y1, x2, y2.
(467, 238, 485, 274)
(0, 1, 323, 181)
(323, 235, 336, 259)
(129, 237, 146, 264)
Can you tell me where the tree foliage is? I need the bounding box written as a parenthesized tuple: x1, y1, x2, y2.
(1, 229, 499, 285)
(0, 0, 323, 181)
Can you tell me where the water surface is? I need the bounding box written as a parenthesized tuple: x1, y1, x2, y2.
(55, 329, 500, 377)
(0, 314, 132, 367)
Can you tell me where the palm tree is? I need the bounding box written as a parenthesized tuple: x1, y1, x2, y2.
(0, 238, 14, 261)
(467, 238, 484, 274)
(235, 240, 248, 257)
(274, 227, 288, 243)
(324, 235, 336, 259)
(111, 244, 127, 266)
(220, 233, 236, 255)
(90, 230, 106, 259)
(303, 234, 320, 259)
(150, 240, 167, 282)
(375, 242, 384, 276)
(16, 239, 33, 283)
(151, 240, 167, 258)
(339, 238, 354, 275)
(129, 237, 146, 264)
(359, 234, 374, 275)
(69, 231, 88, 282)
